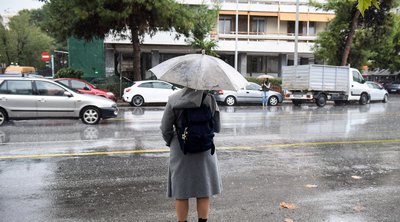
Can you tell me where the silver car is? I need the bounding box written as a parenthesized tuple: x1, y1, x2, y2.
(214, 82, 283, 106)
(0, 77, 118, 126)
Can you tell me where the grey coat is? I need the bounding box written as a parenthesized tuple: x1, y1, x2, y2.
(160, 88, 222, 199)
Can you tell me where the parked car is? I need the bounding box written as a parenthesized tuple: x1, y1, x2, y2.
(122, 80, 180, 107)
(214, 82, 283, 106)
(366, 81, 389, 103)
(54, 78, 117, 102)
(0, 77, 118, 126)
(4, 65, 36, 76)
(384, 82, 400, 94)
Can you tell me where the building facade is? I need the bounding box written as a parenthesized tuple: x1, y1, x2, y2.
(103, 0, 334, 80)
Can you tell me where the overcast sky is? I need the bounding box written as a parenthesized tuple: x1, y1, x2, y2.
(0, 0, 44, 15)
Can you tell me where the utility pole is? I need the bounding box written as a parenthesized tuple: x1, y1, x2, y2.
(294, 0, 299, 66)
(234, 0, 239, 71)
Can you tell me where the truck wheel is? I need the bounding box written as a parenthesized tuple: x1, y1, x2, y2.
(316, 94, 327, 107)
(359, 93, 368, 105)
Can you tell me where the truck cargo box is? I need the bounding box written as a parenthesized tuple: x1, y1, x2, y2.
(282, 64, 349, 92)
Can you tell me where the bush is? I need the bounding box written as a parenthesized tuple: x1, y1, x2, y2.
(55, 68, 84, 79)
(86, 76, 133, 99)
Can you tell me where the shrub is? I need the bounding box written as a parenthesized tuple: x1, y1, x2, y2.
(55, 68, 84, 79)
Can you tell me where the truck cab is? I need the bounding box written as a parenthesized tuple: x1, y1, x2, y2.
(348, 68, 369, 103)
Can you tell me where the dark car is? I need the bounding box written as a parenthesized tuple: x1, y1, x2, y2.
(384, 82, 400, 94)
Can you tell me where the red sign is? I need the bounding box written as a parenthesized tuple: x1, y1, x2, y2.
(41, 52, 51, 61)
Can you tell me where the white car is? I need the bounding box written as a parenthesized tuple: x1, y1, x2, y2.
(122, 80, 180, 107)
(366, 81, 389, 103)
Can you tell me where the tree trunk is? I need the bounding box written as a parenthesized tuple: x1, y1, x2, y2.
(131, 27, 141, 81)
(341, 9, 361, 66)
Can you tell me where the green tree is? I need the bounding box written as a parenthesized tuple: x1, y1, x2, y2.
(358, 0, 380, 14)
(0, 16, 12, 65)
(55, 67, 83, 78)
(313, 0, 398, 69)
(186, 4, 219, 57)
(0, 10, 55, 69)
(42, 0, 198, 81)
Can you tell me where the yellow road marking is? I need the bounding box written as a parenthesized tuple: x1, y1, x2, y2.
(0, 139, 399, 160)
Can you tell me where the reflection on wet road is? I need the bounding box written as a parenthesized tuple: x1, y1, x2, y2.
(0, 96, 399, 221)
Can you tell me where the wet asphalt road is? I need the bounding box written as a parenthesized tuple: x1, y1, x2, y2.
(0, 96, 399, 222)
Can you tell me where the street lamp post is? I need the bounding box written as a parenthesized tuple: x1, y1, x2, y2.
(234, 0, 239, 71)
(294, 0, 299, 66)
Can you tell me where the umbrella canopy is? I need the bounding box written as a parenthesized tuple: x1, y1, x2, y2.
(256, 74, 275, 80)
(150, 54, 248, 91)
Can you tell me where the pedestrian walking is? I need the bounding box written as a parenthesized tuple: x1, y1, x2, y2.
(261, 79, 271, 106)
(161, 88, 221, 222)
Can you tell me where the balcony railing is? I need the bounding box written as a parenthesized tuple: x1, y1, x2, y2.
(219, 0, 312, 5)
(212, 31, 317, 41)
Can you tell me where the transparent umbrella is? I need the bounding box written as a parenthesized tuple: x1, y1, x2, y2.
(256, 74, 275, 80)
(150, 53, 248, 91)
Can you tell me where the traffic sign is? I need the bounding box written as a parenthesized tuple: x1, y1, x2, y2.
(41, 52, 51, 61)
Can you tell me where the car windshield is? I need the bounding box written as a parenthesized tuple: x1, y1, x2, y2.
(55, 81, 82, 93)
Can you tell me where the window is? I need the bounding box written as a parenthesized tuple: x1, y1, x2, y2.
(152, 82, 172, 89)
(0, 82, 9, 94)
(71, 80, 89, 90)
(57, 80, 69, 86)
(246, 83, 260, 90)
(309, 22, 316, 35)
(287, 21, 304, 35)
(6, 80, 33, 95)
(138, 82, 153, 88)
(251, 17, 265, 34)
(250, 56, 263, 73)
(219, 17, 231, 34)
(36, 81, 66, 96)
(352, 71, 363, 83)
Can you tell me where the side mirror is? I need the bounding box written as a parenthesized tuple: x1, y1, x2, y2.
(172, 86, 177, 90)
(361, 79, 366, 84)
(64, 91, 73, 97)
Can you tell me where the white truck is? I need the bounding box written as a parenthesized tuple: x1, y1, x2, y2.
(282, 64, 370, 107)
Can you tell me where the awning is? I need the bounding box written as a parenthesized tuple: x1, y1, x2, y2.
(279, 13, 335, 22)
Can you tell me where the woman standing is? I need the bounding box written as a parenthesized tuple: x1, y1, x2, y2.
(261, 79, 271, 106)
(160, 88, 222, 222)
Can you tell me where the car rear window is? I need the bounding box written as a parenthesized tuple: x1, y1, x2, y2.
(138, 82, 153, 88)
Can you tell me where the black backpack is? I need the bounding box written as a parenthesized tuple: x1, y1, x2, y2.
(176, 94, 215, 155)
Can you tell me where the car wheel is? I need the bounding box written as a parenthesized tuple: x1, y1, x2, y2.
(359, 93, 368, 105)
(225, 96, 236, 106)
(131, 95, 144, 107)
(81, 107, 100, 125)
(0, 109, 7, 126)
(315, 94, 327, 107)
(268, 96, 279, 106)
(382, 94, 388, 103)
